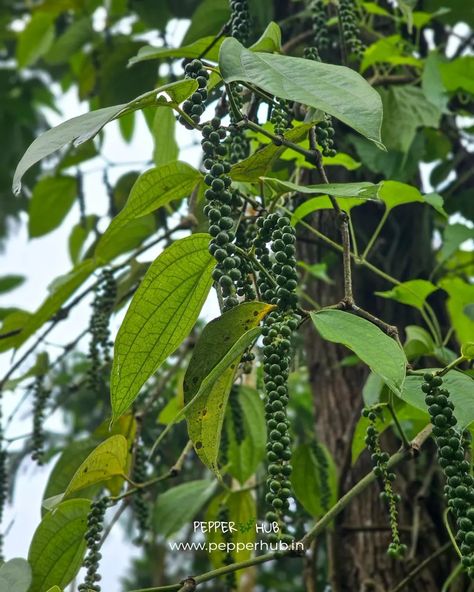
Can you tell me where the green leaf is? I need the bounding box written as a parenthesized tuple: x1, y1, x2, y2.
(206, 490, 256, 568)
(422, 52, 449, 112)
(182, 0, 230, 45)
(154, 479, 216, 537)
(28, 175, 77, 238)
(230, 125, 312, 182)
(219, 38, 384, 147)
(13, 80, 195, 194)
(64, 435, 128, 497)
(291, 196, 368, 224)
(362, 372, 385, 407)
(226, 387, 266, 484)
(130, 37, 225, 66)
(291, 443, 337, 517)
(46, 587, 62, 592)
(322, 152, 361, 170)
(439, 278, 474, 346)
(250, 21, 282, 53)
(404, 325, 436, 360)
(184, 302, 274, 473)
(297, 261, 332, 283)
(96, 162, 201, 261)
(0, 275, 25, 294)
(45, 16, 94, 65)
(28, 499, 90, 592)
(376, 279, 438, 311)
(262, 177, 378, 198)
(0, 259, 97, 353)
(311, 309, 407, 396)
(17, 12, 55, 68)
(0, 558, 32, 592)
(401, 371, 474, 427)
(377, 180, 423, 211)
(111, 234, 215, 420)
(439, 223, 474, 262)
(439, 56, 474, 95)
(379, 85, 441, 153)
(361, 35, 422, 73)
(152, 108, 178, 166)
(68, 215, 97, 264)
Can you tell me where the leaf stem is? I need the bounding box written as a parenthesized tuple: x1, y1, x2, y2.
(361, 208, 388, 260)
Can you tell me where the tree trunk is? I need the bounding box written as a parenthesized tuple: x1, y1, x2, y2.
(299, 204, 454, 591)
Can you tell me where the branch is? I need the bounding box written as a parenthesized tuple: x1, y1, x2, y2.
(389, 541, 452, 592)
(128, 426, 433, 592)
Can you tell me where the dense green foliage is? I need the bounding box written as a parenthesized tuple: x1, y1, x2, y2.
(0, 1, 473, 591)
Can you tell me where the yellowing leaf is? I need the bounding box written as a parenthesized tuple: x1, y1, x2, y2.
(111, 234, 215, 420)
(65, 435, 128, 497)
(184, 302, 274, 474)
(95, 161, 202, 261)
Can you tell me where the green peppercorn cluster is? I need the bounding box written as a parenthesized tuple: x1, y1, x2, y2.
(253, 214, 298, 539)
(227, 89, 250, 164)
(218, 503, 237, 590)
(270, 98, 293, 137)
(311, 441, 331, 511)
(229, 386, 245, 444)
(132, 441, 150, 542)
(31, 373, 49, 465)
(339, 0, 365, 59)
(88, 269, 116, 393)
(201, 117, 245, 310)
(423, 373, 474, 577)
(79, 496, 110, 592)
(363, 407, 406, 558)
(179, 60, 209, 129)
(234, 218, 257, 303)
(230, 0, 250, 45)
(309, 0, 329, 50)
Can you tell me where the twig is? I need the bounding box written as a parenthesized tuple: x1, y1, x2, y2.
(389, 541, 452, 592)
(128, 425, 433, 592)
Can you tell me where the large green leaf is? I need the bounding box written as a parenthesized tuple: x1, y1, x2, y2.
(96, 161, 202, 261)
(28, 499, 90, 592)
(64, 435, 128, 497)
(311, 310, 407, 396)
(45, 16, 94, 65)
(291, 443, 337, 517)
(226, 387, 266, 484)
(0, 558, 32, 592)
(28, 175, 77, 238)
(219, 38, 384, 146)
(379, 85, 440, 153)
(111, 234, 215, 420)
(13, 80, 196, 194)
(154, 479, 217, 537)
(401, 370, 474, 427)
(291, 196, 367, 224)
(184, 302, 274, 473)
(376, 279, 438, 311)
(16, 12, 55, 68)
(0, 259, 97, 353)
(439, 56, 474, 95)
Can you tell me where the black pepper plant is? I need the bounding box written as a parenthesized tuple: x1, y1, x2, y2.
(0, 2, 473, 592)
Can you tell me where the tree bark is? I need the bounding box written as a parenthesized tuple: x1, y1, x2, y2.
(298, 204, 455, 591)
